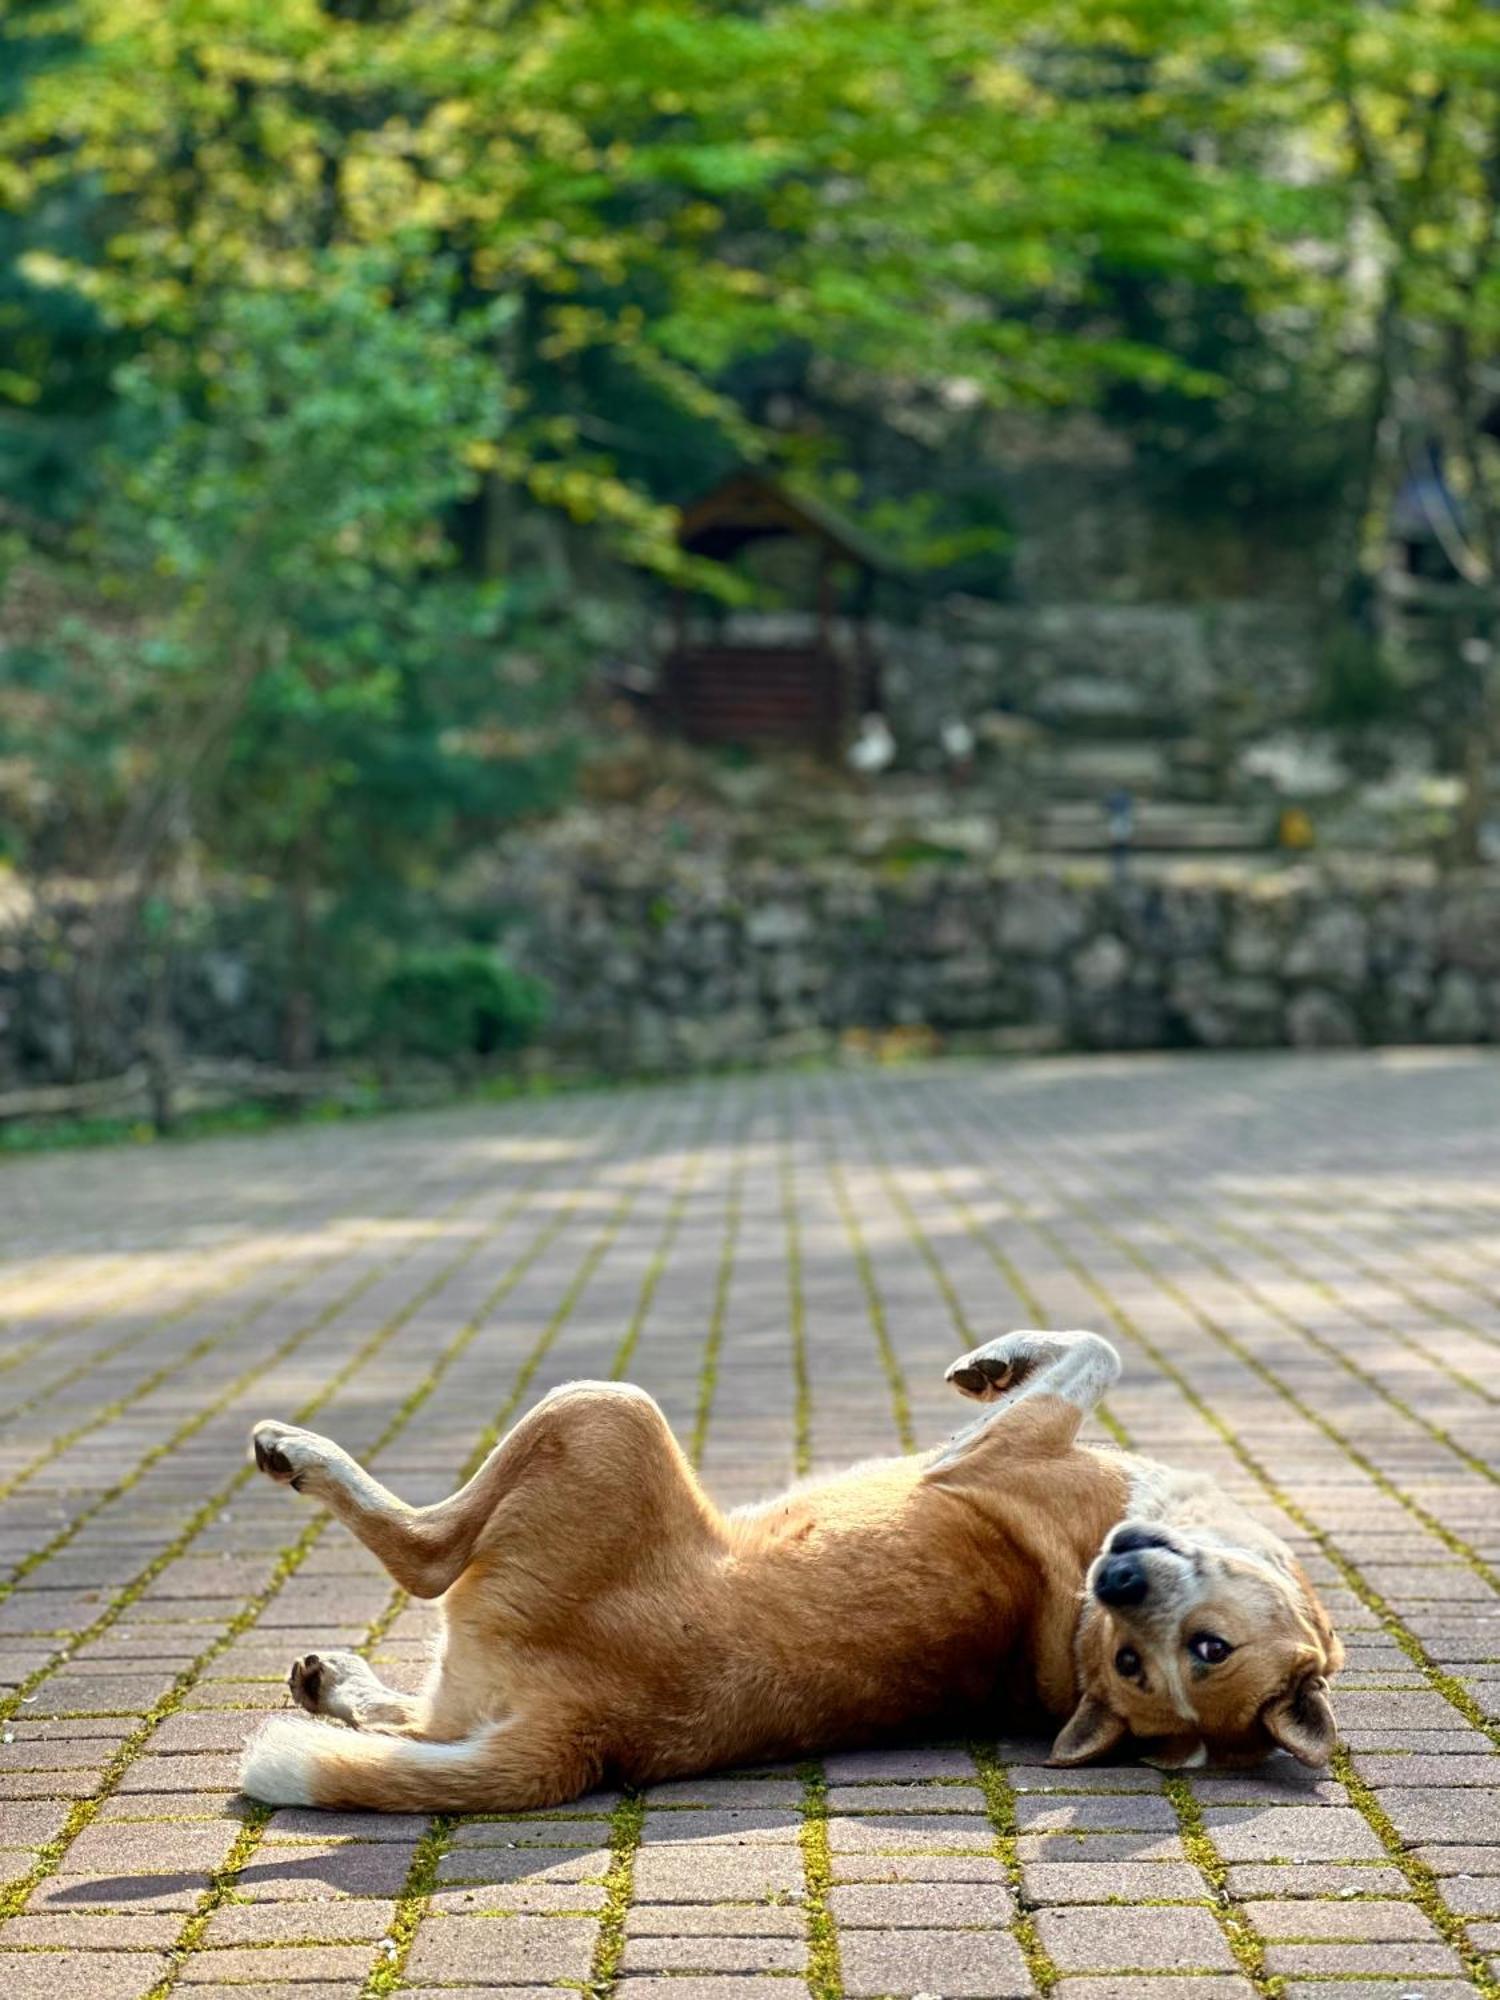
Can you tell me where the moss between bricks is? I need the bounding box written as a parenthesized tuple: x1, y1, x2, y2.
(969, 1745, 1060, 1997)
(797, 1763, 842, 2000)
(690, 1136, 747, 1470)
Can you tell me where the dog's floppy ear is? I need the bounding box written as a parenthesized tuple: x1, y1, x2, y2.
(1261, 1673, 1338, 1767)
(1047, 1692, 1127, 1767)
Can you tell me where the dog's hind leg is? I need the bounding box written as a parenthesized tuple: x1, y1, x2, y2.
(250, 1382, 718, 1599)
(241, 1708, 601, 1812)
(930, 1330, 1121, 1468)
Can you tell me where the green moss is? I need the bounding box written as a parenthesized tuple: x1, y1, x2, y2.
(1163, 1776, 1278, 1996)
(584, 1791, 647, 1998)
(363, 1814, 455, 1999)
(1332, 1749, 1500, 2000)
(611, 1090, 712, 1381)
(797, 1762, 843, 2000)
(969, 1745, 1059, 1997)
(823, 1145, 915, 1453)
(690, 1139, 746, 1470)
(777, 1096, 813, 1479)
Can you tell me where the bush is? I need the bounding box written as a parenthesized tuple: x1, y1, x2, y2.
(1310, 631, 1406, 729)
(372, 948, 548, 1066)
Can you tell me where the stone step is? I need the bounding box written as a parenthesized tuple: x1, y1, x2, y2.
(1037, 801, 1269, 852)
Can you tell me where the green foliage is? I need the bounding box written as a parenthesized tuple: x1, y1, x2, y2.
(0, 256, 578, 1061)
(0, 0, 1322, 568)
(1310, 632, 1408, 731)
(371, 947, 548, 1064)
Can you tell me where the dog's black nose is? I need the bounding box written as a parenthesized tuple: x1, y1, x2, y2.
(1109, 1525, 1175, 1558)
(1094, 1554, 1150, 1607)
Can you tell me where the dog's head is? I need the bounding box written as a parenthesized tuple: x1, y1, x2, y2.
(1049, 1517, 1344, 1771)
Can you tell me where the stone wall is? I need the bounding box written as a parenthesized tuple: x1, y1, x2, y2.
(6, 859, 1500, 1090)
(500, 854, 1500, 1071)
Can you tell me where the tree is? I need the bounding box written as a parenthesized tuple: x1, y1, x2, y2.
(2, 256, 575, 1068)
(0, 0, 1288, 564)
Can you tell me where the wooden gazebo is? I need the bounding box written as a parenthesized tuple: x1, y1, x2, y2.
(661, 472, 887, 759)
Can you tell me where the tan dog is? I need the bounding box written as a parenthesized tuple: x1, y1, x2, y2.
(238, 1330, 1342, 1811)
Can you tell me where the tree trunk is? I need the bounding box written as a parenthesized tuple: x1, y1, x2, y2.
(280, 844, 319, 1070)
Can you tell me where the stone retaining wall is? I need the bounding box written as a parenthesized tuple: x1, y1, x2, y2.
(6, 861, 1500, 1088)
(501, 857, 1500, 1070)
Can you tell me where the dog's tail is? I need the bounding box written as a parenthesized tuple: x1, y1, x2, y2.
(239, 1715, 596, 1813)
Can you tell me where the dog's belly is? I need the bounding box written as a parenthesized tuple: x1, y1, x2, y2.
(590, 1527, 1054, 1783)
(599, 1618, 1028, 1786)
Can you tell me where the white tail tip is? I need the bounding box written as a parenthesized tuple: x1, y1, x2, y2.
(239, 1716, 323, 1806)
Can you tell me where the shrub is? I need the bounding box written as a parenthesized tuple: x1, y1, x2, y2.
(372, 948, 548, 1065)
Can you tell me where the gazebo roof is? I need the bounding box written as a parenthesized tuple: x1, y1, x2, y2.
(676, 470, 893, 572)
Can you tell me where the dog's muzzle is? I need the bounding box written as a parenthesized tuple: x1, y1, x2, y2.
(1093, 1553, 1151, 1607)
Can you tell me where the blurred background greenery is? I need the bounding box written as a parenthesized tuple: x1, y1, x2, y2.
(5, 0, 1500, 1130)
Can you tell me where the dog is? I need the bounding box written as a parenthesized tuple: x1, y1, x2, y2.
(238, 1329, 1343, 1811)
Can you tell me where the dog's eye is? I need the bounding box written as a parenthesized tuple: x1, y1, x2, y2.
(1114, 1645, 1141, 1677)
(1187, 1632, 1231, 1665)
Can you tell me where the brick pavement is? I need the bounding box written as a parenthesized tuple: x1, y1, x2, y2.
(0, 1051, 1497, 2000)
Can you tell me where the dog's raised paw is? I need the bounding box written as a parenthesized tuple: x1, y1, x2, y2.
(945, 1353, 1018, 1401)
(250, 1421, 322, 1491)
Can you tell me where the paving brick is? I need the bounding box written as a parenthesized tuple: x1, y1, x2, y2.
(436, 1843, 610, 1887)
(1263, 1941, 1465, 1974)
(1278, 1985, 1486, 2000)
(1034, 1903, 1234, 1972)
(0, 1952, 167, 1998)
(1443, 1876, 1500, 1914)
(236, 1840, 418, 1899)
(636, 1809, 800, 1844)
(823, 1746, 984, 1783)
(1377, 1792, 1500, 1844)
(1016, 1832, 1187, 1863)
(403, 1914, 597, 1984)
(1014, 1793, 1178, 1832)
(36, 1877, 205, 1913)
(61, 1820, 243, 1876)
(1023, 1860, 1209, 1904)
(831, 1851, 1010, 1884)
(838, 1926, 1032, 1997)
(617, 1984, 812, 2000)
(1224, 1864, 1409, 1899)
(175, 1942, 379, 1980)
(200, 1898, 398, 1943)
(1414, 1844, 1500, 1875)
(1240, 1898, 1435, 1940)
(631, 1847, 805, 1901)
(0, 1913, 185, 1949)
(641, 1778, 803, 1808)
(1197, 1807, 1386, 1862)
(829, 1880, 1013, 1925)
(825, 1811, 996, 1851)
(263, 1808, 432, 1842)
(622, 1934, 806, 1973)
(1056, 1983, 1255, 2000)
